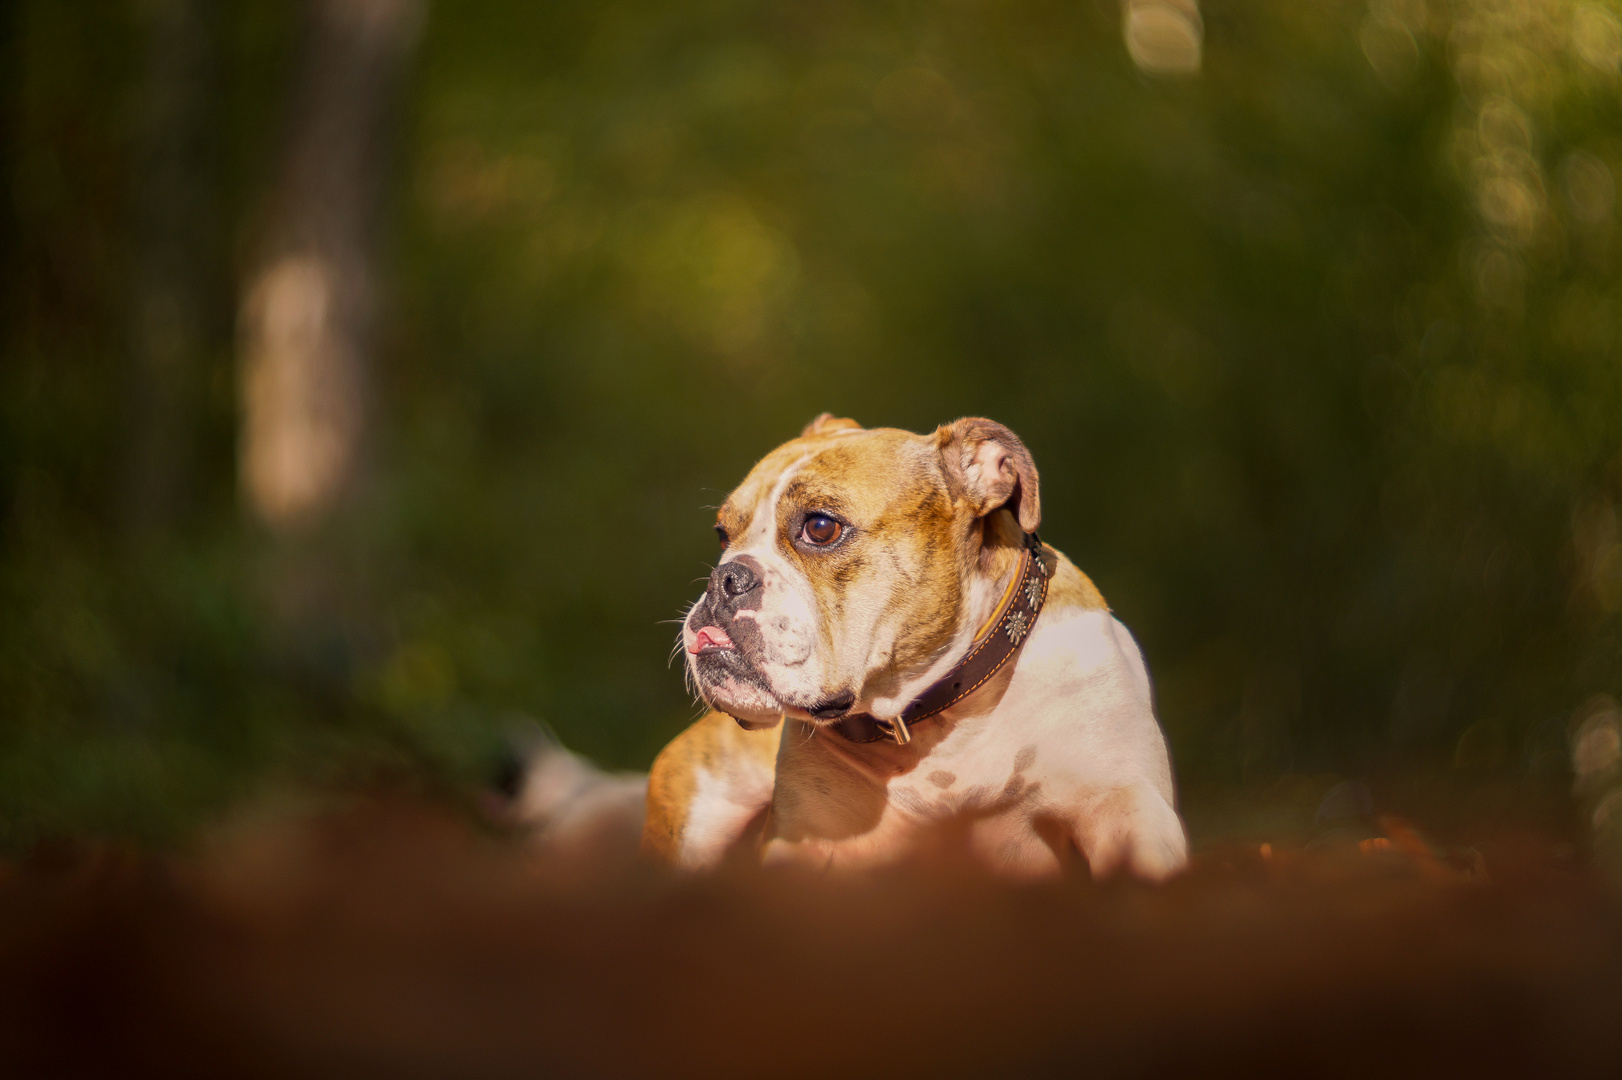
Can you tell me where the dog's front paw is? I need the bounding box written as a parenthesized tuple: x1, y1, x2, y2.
(1075, 784, 1189, 881)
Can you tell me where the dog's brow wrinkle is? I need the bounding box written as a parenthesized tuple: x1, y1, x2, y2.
(1014, 745, 1037, 773)
(927, 770, 957, 789)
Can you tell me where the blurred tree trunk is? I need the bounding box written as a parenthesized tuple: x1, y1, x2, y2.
(124, 0, 214, 545)
(0, 0, 21, 341)
(239, 0, 424, 647)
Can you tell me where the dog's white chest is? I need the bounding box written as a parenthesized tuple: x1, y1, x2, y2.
(765, 610, 1186, 879)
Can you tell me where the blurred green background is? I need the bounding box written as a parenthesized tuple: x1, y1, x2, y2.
(3, 0, 1620, 850)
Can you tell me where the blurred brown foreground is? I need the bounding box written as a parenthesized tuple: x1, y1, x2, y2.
(2, 794, 1619, 1079)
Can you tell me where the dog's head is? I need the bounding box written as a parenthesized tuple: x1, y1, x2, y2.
(682, 414, 1041, 729)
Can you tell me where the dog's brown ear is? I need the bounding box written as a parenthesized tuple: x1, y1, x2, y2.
(935, 418, 1041, 532)
(801, 413, 863, 437)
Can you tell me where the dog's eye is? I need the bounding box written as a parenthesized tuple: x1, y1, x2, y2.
(715, 526, 729, 549)
(801, 513, 842, 546)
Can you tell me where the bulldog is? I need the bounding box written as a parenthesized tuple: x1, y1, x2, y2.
(643, 414, 1187, 880)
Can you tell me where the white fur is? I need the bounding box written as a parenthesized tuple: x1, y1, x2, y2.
(676, 751, 776, 870)
(703, 453, 823, 717)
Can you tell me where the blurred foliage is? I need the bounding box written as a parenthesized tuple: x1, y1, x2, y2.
(2, 0, 1620, 848)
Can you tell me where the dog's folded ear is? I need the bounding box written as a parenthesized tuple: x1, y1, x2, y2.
(935, 418, 1041, 533)
(800, 413, 863, 437)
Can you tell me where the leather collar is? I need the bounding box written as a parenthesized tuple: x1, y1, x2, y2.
(828, 530, 1050, 745)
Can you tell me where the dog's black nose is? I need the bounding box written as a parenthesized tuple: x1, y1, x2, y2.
(720, 563, 756, 597)
(707, 555, 764, 618)
(710, 554, 759, 596)
(810, 691, 856, 720)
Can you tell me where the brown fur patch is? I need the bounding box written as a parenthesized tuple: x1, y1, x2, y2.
(1041, 549, 1108, 613)
(775, 431, 965, 690)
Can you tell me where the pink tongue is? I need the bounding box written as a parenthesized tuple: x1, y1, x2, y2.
(689, 626, 734, 654)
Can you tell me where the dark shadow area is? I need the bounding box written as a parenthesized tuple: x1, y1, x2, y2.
(2, 799, 1619, 1079)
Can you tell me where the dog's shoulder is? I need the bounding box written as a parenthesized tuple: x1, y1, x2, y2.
(642, 710, 779, 864)
(1041, 545, 1109, 614)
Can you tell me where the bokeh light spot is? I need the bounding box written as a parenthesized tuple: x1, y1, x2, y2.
(1123, 0, 1203, 77)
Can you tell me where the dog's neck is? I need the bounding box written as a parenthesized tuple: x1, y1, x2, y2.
(849, 510, 1021, 718)
(833, 513, 1042, 744)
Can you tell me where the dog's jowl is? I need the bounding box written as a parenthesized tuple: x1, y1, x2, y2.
(644, 414, 1188, 879)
